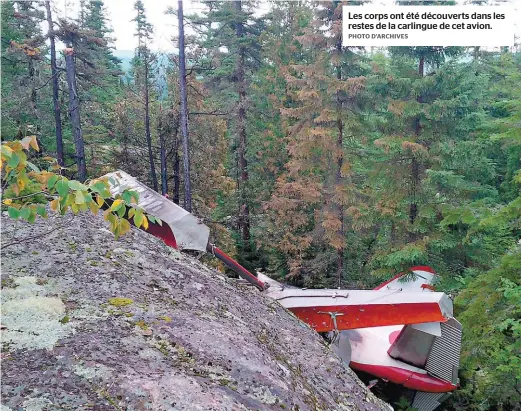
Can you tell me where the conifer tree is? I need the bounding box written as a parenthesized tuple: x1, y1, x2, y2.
(131, 0, 158, 191)
(83, 1, 122, 82)
(178, 0, 192, 211)
(262, 2, 370, 286)
(1, 1, 46, 136)
(191, 0, 264, 269)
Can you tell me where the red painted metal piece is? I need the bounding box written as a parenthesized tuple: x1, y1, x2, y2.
(289, 301, 450, 333)
(208, 244, 267, 291)
(141, 220, 178, 249)
(421, 284, 436, 291)
(410, 266, 436, 274)
(350, 362, 458, 393)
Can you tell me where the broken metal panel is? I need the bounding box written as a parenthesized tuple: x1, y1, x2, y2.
(411, 321, 442, 337)
(388, 325, 436, 367)
(104, 170, 210, 251)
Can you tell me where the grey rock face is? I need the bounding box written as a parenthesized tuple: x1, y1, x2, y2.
(1, 212, 387, 411)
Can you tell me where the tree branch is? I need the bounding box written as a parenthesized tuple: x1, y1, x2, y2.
(33, 70, 61, 91)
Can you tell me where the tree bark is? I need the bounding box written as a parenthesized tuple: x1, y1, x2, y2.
(158, 107, 168, 196)
(335, 37, 344, 288)
(409, 55, 425, 231)
(45, 1, 64, 167)
(234, 0, 250, 243)
(173, 129, 180, 205)
(178, 0, 192, 212)
(144, 54, 158, 192)
(64, 49, 86, 182)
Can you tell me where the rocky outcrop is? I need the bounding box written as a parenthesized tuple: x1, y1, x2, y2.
(1, 212, 387, 411)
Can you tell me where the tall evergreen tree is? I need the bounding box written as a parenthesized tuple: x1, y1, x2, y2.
(266, 2, 368, 286)
(192, 0, 264, 269)
(177, 0, 192, 211)
(1, 1, 46, 137)
(131, 0, 158, 191)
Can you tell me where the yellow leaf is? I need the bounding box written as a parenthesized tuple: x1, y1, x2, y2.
(29, 135, 39, 151)
(17, 178, 26, 191)
(120, 219, 131, 236)
(96, 195, 104, 208)
(3, 199, 12, 205)
(75, 190, 85, 204)
(142, 215, 149, 230)
(1, 145, 13, 157)
(103, 209, 111, 221)
(110, 199, 124, 212)
(88, 201, 99, 215)
(50, 198, 60, 212)
(11, 142, 22, 152)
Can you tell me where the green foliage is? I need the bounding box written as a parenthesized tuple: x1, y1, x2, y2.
(1, 2, 520, 409)
(455, 247, 521, 409)
(1, 139, 152, 239)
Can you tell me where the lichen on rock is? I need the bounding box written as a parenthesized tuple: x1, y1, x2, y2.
(1, 212, 388, 410)
(1, 276, 73, 351)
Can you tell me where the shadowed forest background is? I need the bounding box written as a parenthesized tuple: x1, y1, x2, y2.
(1, 0, 520, 409)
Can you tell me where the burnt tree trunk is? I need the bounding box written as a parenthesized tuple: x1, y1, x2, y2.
(64, 49, 86, 182)
(45, 1, 64, 167)
(235, 0, 250, 243)
(144, 55, 158, 192)
(178, 0, 192, 212)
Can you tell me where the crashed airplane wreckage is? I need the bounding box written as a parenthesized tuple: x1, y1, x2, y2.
(104, 170, 461, 411)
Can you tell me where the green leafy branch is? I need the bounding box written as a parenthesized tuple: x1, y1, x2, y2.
(1, 138, 160, 239)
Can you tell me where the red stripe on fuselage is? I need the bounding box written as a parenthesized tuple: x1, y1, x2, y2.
(350, 362, 457, 393)
(288, 302, 448, 333)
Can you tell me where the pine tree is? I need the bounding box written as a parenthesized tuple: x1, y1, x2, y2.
(177, 0, 192, 211)
(246, 1, 313, 275)
(1, 1, 46, 137)
(131, 0, 158, 191)
(191, 0, 264, 269)
(266, 1, 369, 286)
